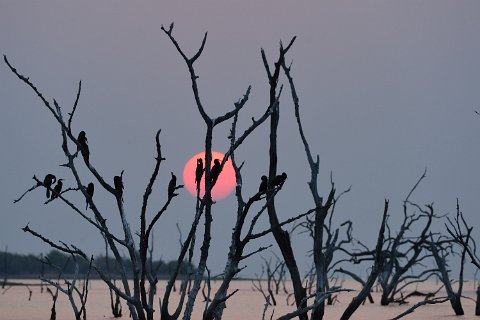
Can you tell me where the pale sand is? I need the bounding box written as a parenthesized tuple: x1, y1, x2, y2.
(0, 280, 478, 319)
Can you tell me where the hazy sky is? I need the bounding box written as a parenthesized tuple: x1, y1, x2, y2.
(1, 1, 480, 276)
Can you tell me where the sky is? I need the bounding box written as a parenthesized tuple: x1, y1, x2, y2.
(1, 1, 480, 277)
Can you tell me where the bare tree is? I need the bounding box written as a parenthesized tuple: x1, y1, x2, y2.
(8, 24, 466, 320)
(202, 110, 315, 320)
(372, 171, 438, 305)
(445, 199, 480, 316)
(159, 24, 303, 320)
(427, 234, 464, 315)
(5, 23, 315, 320)
(1, 245, 7, 289)
(102, 235, 122, 318)
(39, 253, 94, 320)
(5, 51, 184, 320)
(255, 37, 314, 320)
(339, 200, 389, 320)
(251, 255, 287, 307)
(283, 55, 357, 320)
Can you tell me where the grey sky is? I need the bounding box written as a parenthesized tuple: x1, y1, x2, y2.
(1, 1, 480, 276)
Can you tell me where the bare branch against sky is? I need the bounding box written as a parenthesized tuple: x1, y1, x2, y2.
(1, 1, 480, 278)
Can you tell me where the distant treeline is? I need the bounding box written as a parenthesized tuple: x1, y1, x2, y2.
(0, 250, 194, 279)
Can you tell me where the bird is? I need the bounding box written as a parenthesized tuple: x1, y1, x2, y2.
(271, 172, 287, 188)
(168, 172, 177, 198)
(50, 179, 63, 200)
(43, 174, 57, 198)
(210, 159, 221, 187)
(258, 175, 268, 193)
(77, 131, 90, 164)
(86, 182, 94, 210)
(195, 158, 204, 191)
(114, 170, 124, 202)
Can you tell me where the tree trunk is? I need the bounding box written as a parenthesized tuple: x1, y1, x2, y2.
(449, 293, 464, 316)
(267, 104, 307, 320)
(380, 291, 390, 306)
(476, 285, 480, 316)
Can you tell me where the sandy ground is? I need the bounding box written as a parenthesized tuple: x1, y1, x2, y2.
(0, 279, 478, 319)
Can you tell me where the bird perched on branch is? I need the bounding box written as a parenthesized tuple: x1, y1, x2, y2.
(77, 131, 90, 164)
(114, 170, 124, 202)
(168, 172, 177, 198)
(195, 158, 204, 191)
(86, 182, 94, 210)
(252, 175, 269, 201)
(50, 179, 63, 200)
(271, 172, 287, 188)
(43, 174, 56, 198)
(259, 175, 268, 193)
(210, 159, 221, 187)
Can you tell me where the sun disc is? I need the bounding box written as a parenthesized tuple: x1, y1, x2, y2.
(182, 151, 236, 201)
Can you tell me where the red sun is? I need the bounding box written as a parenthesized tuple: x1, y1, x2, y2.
(183, 151, 236, 201)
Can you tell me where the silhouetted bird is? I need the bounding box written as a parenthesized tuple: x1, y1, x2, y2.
(168, 172, 177, 198)
(195, 158, 204, 191)
(43, 174, 57, 198)
(210, 159, 221, 187)
(114, 170, 124, 202)
(50, 179, 63, 200)
(259, 175, 268, 193)
(77, 131, 90, 164)
(86, 182, 94, 210)
(271, 172, 287, 188)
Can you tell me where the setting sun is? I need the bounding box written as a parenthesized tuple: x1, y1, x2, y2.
(182, 151, 236, 201)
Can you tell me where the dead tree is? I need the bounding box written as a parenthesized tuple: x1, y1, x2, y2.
(252, 266, 275, 306)
(283, 55, 355, 320)
(102, 234, 122, 318)
(5, 52, 186, 320)
(339, 200, 389, 320)
(295, 186, 353, 304)
(446, 199, 480, 316)
(251, 256, 286, 307)
(336, 172, 439, 309)
(257, 37, 312, 320)
(374, 171, 438, 305)
(44, 256, 67, 320)
(1, 245, 7, 289)
(160, 24, 296, 320)
(427, 234, 464, 315)
(202, 113, 316, 320)
(39, 253, 94, 320)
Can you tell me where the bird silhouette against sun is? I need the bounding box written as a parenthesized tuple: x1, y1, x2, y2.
(183, 151, 236, 201)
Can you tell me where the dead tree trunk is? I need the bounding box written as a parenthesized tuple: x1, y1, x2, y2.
(474, 287, 480, 316)
(204, 115, 314, 320)
(445, 199, 480, 316)
(260, 37, 308, 320)
(429, 238, 464, 315)
(283, 57, 348, 320)
(340, 200, 388, 320)
(162, 24, 295, 320)
(376, 171, 436, 305)
(2, 245, 7, 289)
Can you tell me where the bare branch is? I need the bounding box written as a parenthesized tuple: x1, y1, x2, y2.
(67, 80, 82, 132)
(390, 297, 449, 320)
